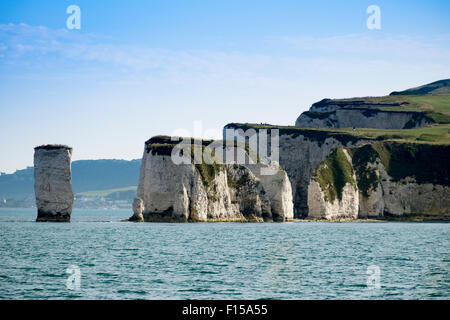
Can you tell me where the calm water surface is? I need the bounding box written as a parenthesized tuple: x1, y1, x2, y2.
(0, 208, 448, 299)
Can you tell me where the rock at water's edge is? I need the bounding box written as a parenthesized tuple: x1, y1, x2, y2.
(129, 137, 294, 222)
(34, 145, 73, 222)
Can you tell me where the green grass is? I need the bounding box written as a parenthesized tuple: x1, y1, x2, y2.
(77, 186, 137, 197)
(327, 94, 449, 113)
(337, 124, 450, 144)
(190, 144, 225, 189)
(348, 145, 380, 197)
(227, 92, 450, 145)
(315, 149, 356, 202)
(371, 142, 450, 187)
(406, 95, 450, 115)
(347, 141, 450, 188)
(345, 94, 450, 123)
(226, 122, 450, 145)
(309, 94, 450, 124)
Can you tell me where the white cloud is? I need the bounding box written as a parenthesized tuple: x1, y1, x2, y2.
(1, 23, 449, 84)
(274, 33, 450, 61)
(0, 23, 449, 112)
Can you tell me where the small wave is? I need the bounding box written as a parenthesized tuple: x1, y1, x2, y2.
(43, 273, 62, 278)
(96, 272, 119, 277)
(177, 287, 210, 293)
(117, 289, 147, 295)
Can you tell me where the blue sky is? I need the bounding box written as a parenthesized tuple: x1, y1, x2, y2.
(0, 0, 449, 173)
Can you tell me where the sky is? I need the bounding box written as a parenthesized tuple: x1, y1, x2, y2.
(0, 0, 449, 173)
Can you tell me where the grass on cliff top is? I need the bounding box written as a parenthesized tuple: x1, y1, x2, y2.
(226, 122, 450, 145)
(226, 93, 450, 145)
(318, 94, 450, 112)
(390, 79, 450, 96)
(314, 149, 356, 203)
(320, 94, 450, 124)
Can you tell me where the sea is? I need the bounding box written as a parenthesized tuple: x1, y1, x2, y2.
(0, 208, 448, 299)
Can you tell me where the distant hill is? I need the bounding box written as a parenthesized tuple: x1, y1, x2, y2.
(390, 79, 450, 95)
(0, 159, 141, 201)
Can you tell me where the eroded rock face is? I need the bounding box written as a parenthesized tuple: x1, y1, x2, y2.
(381, 179, 450, 218)
(295, 99, 433, 129)
(130, 136, 294, 222)
(308, 142, 450, 220)
(130, 197, 144, 222)
(247, 162, 294, 221)
(223, 123, 371, 218)
(296, 109, 432, 129)
(34, 145, 73, 222)
(355, 151, 450, 219)
(308, 180, 359, 220)
(307, 149, 359, 220)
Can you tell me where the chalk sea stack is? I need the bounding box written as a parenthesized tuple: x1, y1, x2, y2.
(34, 145, 74, 222)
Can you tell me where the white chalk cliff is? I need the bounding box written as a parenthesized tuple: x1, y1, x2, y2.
(308, 149, 359, 220)
(34, 145, 74, 222)
(223, 123, 371, 217)
(295, 99, 433, 129)
(129, 136, 294, 222)
(307, 142, 450, 220)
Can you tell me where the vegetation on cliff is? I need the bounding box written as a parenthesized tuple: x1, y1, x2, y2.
(305, 94, 450, 124)
(348, 144, 380, 197)
(390, 79, 450, 96)
(303, 78, 450, 125)
(224, 123, 368, 146)
(314, 149, 356, 202)
(347, 141, 450, 193)
(371, 142, 450, 187)
(224, 121, 450, 145)
(145, 136, 262, 191)
(193, 146, 225, 189)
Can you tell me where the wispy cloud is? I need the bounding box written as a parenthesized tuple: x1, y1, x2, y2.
(0, 23, 449, 101)
(2, 23, 449, 82)
(274, 33, 450, 60)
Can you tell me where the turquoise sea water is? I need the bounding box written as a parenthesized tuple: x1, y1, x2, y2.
(0, 208, 448, 299)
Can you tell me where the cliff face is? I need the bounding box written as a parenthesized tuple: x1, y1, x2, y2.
(34, 145, 74, 222)
(223, 123, 450, 220)
(129, 136, 294, 222)
(307, 149, 359, 219)
(295, 107, 432, 129)
(223, 124, 371, 218)
(295, 98, 434, 129)
(247, 162, 294, 220)
(308, 142, 450, 220)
